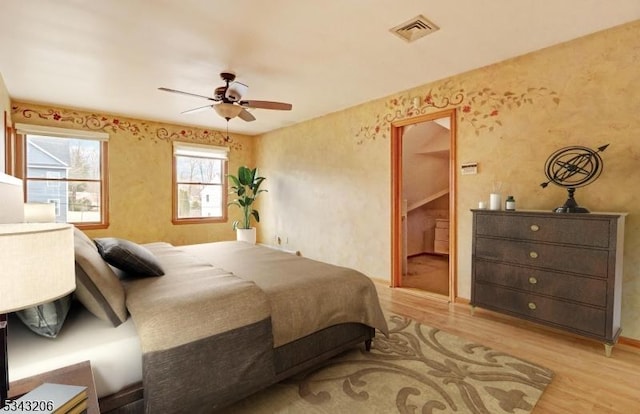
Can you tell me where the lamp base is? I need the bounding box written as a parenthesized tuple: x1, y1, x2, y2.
(1, 313, 7, 408)
(554, 188, 589, 214)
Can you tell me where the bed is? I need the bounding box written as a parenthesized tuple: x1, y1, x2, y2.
(8, 229, 388, 413)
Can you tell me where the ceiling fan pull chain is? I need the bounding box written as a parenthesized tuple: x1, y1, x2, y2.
(225, 120, 232, 143)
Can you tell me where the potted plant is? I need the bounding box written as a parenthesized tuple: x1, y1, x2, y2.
(228, 166, 267, 244)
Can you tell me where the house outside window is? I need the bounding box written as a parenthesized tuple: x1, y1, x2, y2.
(46, 171, 61, 187)
(47, 198, 61, 216)
(173, 142, 228, 224)
(16, 124, 109, 228)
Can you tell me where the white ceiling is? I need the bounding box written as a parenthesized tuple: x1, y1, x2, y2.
(1, 1, 639, 136)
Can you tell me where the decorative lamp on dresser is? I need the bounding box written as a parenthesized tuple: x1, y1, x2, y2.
(470, 210, 626, 357)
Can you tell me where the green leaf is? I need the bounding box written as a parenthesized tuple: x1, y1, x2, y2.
(252, 210, 260, 223)
(253, 176, 265, 191)
(228, 176, 240, 190)
(239, 166, 253, 185)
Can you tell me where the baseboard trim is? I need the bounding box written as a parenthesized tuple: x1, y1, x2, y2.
(618, 336, 640, 349)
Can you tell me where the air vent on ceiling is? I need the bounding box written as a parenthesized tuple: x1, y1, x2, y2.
(390, 15, 439, 43)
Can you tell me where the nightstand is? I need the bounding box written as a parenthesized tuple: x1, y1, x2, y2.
(8, 360, 99, 413)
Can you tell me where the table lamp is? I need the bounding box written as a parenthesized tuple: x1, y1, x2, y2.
(0, 223, 75, 407)
(0, 174, 24, 223)
(0, 172, 75, 407)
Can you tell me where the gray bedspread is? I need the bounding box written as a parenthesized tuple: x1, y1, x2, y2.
(124, 241, 388, 413)
(124, 243, 274, 413)
(182, 241, 389, 346)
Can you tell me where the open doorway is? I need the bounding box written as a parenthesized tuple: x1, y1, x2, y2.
(391, 109, 456, 302)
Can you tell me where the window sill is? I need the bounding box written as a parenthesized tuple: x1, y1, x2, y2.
(172, 217, 227, 225)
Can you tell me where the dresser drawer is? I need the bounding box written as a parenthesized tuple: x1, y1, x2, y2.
(474, 260, 607, 307)
(474, 213, 612, 247)
(473, 283, 606, 337)
(475, 237, 610, 278)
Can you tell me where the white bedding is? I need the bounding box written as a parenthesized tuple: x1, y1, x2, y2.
(7, 305, 142, 398)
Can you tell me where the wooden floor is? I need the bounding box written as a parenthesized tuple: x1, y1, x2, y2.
(374, 281, 640, 413)
(402, 253, 449, 295)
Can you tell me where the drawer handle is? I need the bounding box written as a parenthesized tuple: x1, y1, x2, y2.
(529, 251, 539, 259)
(530, 224, 540, 232)
(528, 302, 537, 310)
(528, 277, 538, 284)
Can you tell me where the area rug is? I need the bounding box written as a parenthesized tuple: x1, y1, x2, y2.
(225, 314, 554, 413)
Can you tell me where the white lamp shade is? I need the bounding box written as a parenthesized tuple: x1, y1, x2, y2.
(24, 203, 57, 223)
(0, 173, 25, 224)
(0, 223, 75, 313)
(213, 103, 243, 119)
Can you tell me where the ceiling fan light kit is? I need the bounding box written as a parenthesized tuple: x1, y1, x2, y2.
(159, 71, 292, 123)
(214, 103, 243, 119)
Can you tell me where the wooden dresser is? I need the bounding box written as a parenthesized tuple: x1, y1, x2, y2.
(434, 219, 449, 255)
(471, 210, 626, 356)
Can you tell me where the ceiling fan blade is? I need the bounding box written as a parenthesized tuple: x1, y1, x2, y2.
(225, 82, 249, 102)
(237, 108, 256, 122)
(240, 100, 292, 110)
(181, 104, 214, 115)
(158, 87, 218, 101)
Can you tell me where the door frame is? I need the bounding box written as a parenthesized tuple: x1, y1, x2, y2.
(390, 108, 457, 302)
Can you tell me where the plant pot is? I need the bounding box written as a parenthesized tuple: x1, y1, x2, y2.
(236, 227, 257, 244)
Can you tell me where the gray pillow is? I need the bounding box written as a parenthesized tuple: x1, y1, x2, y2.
(94, 237, 165, 277)
(73, 227, 128, 326)
(15, 295, 72, 338)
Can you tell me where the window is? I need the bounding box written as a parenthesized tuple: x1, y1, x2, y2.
(173, 142, 228, 223)
(46, 171, 61, 187)
(16, 123, 109, 228)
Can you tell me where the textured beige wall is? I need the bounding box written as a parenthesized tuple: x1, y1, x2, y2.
(256, 21, 640, 339)
(10, 102, 255, 245)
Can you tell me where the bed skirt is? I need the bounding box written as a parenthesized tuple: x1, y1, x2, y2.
(99, 322, 374, 413)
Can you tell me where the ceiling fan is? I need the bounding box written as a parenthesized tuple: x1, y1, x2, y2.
(159, 72, 292, 122)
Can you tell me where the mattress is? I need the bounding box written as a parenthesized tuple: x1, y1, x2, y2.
(7, 303, 142, 398)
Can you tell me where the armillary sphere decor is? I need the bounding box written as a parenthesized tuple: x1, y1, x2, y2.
(540, 144, 609, 213)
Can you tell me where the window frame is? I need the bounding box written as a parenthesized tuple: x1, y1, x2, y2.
(172, 141, 229, 225)
(14, 124, 110, 230)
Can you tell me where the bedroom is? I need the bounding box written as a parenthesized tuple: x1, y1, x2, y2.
(1, 1, 640, 413)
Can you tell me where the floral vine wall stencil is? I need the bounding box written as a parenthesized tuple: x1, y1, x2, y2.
(355, 80, 560, 144)
(11, 104, 244, 151)
(460, 86, 560, 136)
(355, 80, 463, 144)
